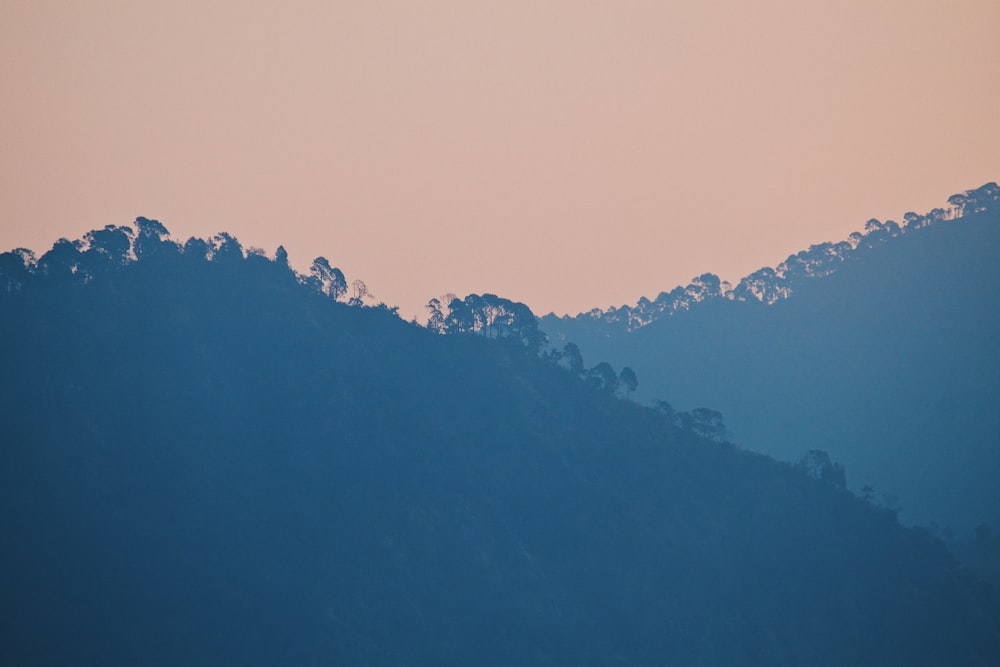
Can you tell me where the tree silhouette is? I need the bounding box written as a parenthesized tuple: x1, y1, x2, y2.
(0, 248, 35, 292)
(690, 407, 726, 441)
(425, 298, 446, 331)
(349, 279, 371, 307)
(210, 232, 244, 264)
(653, 399, 676, 422)
(431, 293, 545, 351)
(274, 245, 289, 268)
(561, 342, 585, 375)
(80, 224, 134, 279)
(134, 217, 174, 260)
(37, 238, 83, 283)
(586, 362, 619, 394)
(183, 237, 210, 261)
(309, 257, 347, 300)
(619, 366, 638, 399)
(797, 449, 847, 489)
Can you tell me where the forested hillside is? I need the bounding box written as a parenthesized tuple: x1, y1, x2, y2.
(541, 183, 1000, 535)
(1, 223, 999, 665)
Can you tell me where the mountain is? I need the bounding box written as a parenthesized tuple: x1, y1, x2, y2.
(1, 223, 999, 665)
(541, 183, 1000, 535)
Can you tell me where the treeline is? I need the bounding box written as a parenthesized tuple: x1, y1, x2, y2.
(424, 293, 727, 429)
(425, 293, 546, 352)
(427, 295, 656, 405)
(3, 214, 1000, 664)
(557, 181, 1000, 331)
(426, 296, 637, 395)
(1, 220, 570, 357)
(0, 217, 384, 310)
(543, 339, 734, 442)
(425, 300, 734, 438)
(4, 237, 999, 665)
(543, 341, 638, 396)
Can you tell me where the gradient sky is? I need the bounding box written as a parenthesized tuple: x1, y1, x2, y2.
(2, 1, 998, 318)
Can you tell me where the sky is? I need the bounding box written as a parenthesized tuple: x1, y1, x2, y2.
(2, 0, 998, 318)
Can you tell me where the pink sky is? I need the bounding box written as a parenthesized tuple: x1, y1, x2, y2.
(2, 1, 998, 318)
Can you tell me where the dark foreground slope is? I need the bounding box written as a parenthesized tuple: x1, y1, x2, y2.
(543, 202, 1000, 534)
(1, 251, 999, 666)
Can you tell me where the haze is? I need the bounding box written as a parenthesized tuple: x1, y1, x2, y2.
(1, 0, 998, 317)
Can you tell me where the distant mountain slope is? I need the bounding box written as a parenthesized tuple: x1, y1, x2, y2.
(541, 184, 1000, 534)
(551, 183, 998, 334)
(1, 228, 998, 665)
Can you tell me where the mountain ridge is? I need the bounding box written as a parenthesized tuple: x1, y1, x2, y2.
(540, 183, 1000, 536)
(2, 228, 999, 665)
(544, 181, 998, 334)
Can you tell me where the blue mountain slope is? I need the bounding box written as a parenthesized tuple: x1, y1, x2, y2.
(3, 221, 999, 665)
(542, 193, 1000, 534)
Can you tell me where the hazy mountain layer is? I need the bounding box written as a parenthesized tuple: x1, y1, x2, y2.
(542, 188, 1000, 534)
(1, 236, 999, 665)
